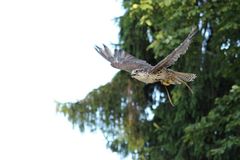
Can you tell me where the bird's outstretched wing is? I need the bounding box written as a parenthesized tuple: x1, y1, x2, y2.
(95, 45, 152, 73)
(149, 27, 198, 73)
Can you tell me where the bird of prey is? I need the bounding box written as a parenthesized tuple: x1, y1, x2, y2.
(95, 27, 197, 106)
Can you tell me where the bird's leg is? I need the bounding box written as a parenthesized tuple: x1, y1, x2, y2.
(181, 81, 193, 94)
(175, 77, 193, 94)
(164, 85, 175, 107)
(182, 81, 193, 94)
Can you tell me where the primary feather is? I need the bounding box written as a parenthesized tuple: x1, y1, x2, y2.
(95, 45, 152, 73)
(149, 27, 198, 73)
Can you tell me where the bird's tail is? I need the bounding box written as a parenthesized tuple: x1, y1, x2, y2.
(172, 71, 197, 93)
(173, 71, 197, 82)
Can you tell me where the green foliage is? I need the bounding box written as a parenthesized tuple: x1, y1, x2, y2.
(58, 72, 149, 156)
(184, 85, 240, 159)
(57, 0, 240, 159)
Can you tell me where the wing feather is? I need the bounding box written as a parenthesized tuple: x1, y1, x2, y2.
(95, 45, 152, 73)
(149, 27, 198, 73)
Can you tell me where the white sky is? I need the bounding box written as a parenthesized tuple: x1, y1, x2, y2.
(0, 0, 125, 159)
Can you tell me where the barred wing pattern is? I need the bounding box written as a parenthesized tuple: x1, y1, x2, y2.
(149, 27, 198, 73)
(95, 45, 152, 73)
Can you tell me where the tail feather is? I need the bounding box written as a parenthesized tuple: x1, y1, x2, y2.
(172, 71, 196, 94)
(173, 71, 197, 82)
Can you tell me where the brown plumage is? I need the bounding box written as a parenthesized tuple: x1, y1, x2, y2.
(95, 27, 198, 106)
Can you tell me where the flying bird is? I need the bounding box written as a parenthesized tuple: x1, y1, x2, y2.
(95, 27, 197, 106)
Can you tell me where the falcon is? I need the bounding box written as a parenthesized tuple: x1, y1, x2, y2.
(95, 27, 197, 106)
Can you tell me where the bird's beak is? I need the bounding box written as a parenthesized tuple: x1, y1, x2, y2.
(131, 73, 136, 77)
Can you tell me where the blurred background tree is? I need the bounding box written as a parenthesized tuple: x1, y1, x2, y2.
(57, 0, 240, 159)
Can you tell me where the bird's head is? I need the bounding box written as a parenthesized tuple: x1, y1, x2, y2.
(131, 69, 146, 78)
